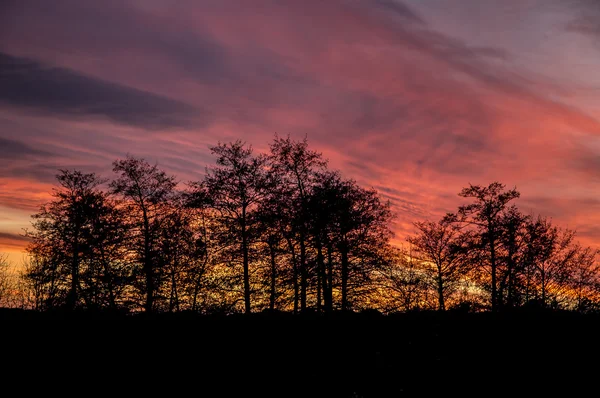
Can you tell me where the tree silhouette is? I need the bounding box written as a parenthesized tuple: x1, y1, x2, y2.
(255, 172, 288, 311)
(522, 216, 578, 308)
(110, 155, 176, 313)
(11, 137, 600, 316)
(306, 171, 340, 312)
(407, 217, 469, 311)
(156, 197, 202, 312)
(78, 191, 129, 310)
(496, 206, 528, 309)
(312, 174, 393, 310)
(25, 170, 108, 310)
(183, 183, 222, 312)
(202, 141, 271, 314)
(451, 182, 520, 312)
(374, 245, 431, 312)
(569, 246, 600, 312)
(269, 134, 327, 312)
(0, 254, 12, 307)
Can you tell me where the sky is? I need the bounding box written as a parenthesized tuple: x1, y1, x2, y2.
(1, 0, 600, 264)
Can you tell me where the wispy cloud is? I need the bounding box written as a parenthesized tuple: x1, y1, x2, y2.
(1, 0, 600, 252)
(0, 52, 201, 129)
(0, 231, 30, 251)
(0, 137, 53, 160)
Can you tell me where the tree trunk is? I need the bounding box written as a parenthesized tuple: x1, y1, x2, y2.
(316, 238, 325, 312)
(489, 232, 497, 312)
(341, 240, 349, 311)
(506, 247, 516, 308)
(296, 171, 308, 312)
(436, 264, 445, 311)
(541, 267, 546, 307)
(497, 273, 508, 311)
(241, 208, 251, 314)
(286, 236, 299, 314)
(269, 238, 277, 311)
(191, 270, 200, 312)
(68, 223, 80, 310)
(191, 257, 208, 312)
(169, 261, 179, 312)
(300, 233, 307, 311)
(525, 260, 532, 304)
(316, 275, 322, 311)
(141, 204, 153, 313)
(100, 245, 116, 310)
(508, 270, 515, 308)
(326, 244, 333, 312)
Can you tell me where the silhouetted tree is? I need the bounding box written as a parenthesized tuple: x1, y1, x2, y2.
(203, 141, 271, 314)
(15, 140, 600, 318)
(255, 173, 288, 311)
(270, 134, 327, 312)
(407, 217, 469, 311)
(374, 246, 431, 312)
(0, 254, 12, 307)
(306, 171, 340, 312)
(320, 175, 393, 310)
(110, 155, 176, 313)
(156, 198, 194, 312)
(183, 184, 221, 312)
(79, 194, 130, 310)
(260, 178, 301, 312)
(568, 246, 600, 312)
(451, 182, 520, 312)
(522, 217, 578, 308)
(25, 170, 108, 310)
(496, 206, 529, 309)
(19, 256, 51, 310)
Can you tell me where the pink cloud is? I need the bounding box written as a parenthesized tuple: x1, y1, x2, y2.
(1, 0, 600, 256)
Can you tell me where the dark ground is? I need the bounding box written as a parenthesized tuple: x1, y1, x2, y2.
(2, 308, 598, 397)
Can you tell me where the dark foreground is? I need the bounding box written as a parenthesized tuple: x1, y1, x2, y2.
(2, 308, 598, 397)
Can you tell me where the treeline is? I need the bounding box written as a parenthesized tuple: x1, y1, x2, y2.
(2, 136, 599, 313)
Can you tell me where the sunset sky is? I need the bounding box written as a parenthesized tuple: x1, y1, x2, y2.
(2, 0, 600, 264)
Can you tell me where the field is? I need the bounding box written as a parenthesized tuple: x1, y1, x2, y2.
(2, 308, 598, 397)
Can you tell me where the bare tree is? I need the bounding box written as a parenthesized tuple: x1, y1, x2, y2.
(451, 182, 520, 312)
(25, 170, 108, 310)
(373, 246, 432, 312)
(110, 155, 177, 313)
(522, 217, 579, 308)
(256, 174, 288, 311)
(270, 134, 327, 312)
(407, 217, 469, 311)
(568, 246, 600, 312)
(496, 206, 529, 309)
(310, 173, 393, 310)
(202, 141, 271, 314)
(0, 254, 13, 307)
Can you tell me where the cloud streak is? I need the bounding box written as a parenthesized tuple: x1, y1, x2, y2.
(1, 0, 600, 254)
(0, 52, 201, 129)
(0, 137, 52, 159)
